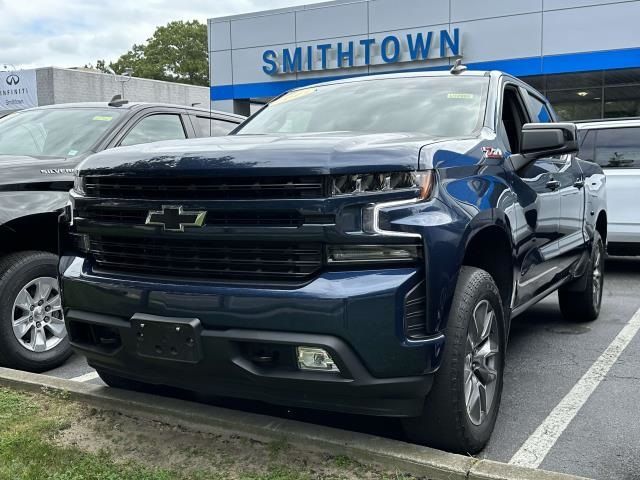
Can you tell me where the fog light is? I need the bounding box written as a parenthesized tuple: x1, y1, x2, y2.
(296, 347, 340, 372)
(327, 245, 421, 264)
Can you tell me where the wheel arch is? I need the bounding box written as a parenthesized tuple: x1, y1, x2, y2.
(427, 210, 516, 336)
(461, 220, 515, 315)
(0, 212, 61, 257)
(595, 209, 607, 246)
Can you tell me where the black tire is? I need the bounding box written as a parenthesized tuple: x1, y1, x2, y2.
(0, 251, 71, 372)
(558, 231, 604, 322)
(401, 266, 506, 454)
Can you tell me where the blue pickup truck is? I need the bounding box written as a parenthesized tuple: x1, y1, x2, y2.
(60, 69, 607, 453)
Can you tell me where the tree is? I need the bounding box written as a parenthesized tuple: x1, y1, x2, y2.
(95, 20, 208, 86)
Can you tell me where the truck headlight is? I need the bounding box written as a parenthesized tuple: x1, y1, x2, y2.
(331, 171, 434, 199)
(73, 174, 86, 195)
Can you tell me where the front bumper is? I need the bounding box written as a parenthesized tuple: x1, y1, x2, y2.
(61, 257, 444, 417)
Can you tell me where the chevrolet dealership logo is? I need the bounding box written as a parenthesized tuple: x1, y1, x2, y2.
(145, 206, 206, 232)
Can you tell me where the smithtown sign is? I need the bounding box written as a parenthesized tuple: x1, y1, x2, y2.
(262, 28, 461, 75)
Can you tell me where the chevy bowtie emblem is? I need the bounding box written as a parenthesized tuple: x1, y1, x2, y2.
(145, 206, 206, 232)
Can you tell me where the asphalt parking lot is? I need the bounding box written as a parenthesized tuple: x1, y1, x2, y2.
(44, 257, 640, 480)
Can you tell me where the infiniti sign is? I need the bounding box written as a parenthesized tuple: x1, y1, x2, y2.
(0, 69, 37, 111)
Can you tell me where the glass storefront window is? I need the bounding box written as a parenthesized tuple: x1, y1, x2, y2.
(546, 71, 602, 90)
(522, 75, 545, 91)
(546, 88, 602, 121)
(604, 86, 640, 118)
(604, 68, 640, 86)
(521, 68, 640, 120)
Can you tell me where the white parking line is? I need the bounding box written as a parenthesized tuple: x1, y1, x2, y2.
(70, 371, 99, 383)
(509, 306, 640, 469)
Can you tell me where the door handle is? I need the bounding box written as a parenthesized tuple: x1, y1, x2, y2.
(545, 179, 560, 190)
(574, 179, 585, 189)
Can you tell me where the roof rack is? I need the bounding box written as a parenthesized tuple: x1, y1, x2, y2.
(108, 94, 129, 107)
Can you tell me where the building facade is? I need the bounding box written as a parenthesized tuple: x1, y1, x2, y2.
(208, 0, 640, 120)
(1, 67, 210, 113)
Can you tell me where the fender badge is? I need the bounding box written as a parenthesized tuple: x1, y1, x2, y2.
(481, 147, 504, 160)
(40, 168, 76, 175)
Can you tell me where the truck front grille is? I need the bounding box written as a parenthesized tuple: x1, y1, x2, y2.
(83, 175, 327, 200)
(86, 236, 323, 282)
(76, 206, 304, 227)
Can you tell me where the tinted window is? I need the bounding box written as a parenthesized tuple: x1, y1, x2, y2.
(237, 77, 489, 137)
(194, 116, 236, 137)
(527, 93, 553, 123)
(0, 108, 123, 157)
(501, 87, 529, 153)
(593, 127, 640, 168)
(121, 114, 186, 147)
(578, 129, 595, 162)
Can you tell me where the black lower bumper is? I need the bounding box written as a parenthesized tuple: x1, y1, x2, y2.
(66, 309, 432, 417)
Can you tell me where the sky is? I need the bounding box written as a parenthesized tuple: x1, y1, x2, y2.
(0, 0, 325, 70)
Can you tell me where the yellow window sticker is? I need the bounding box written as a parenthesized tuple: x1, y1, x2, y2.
(93, 115, 113, 121)
(271, 88, 317, 106)
(447, 93, 474, 99)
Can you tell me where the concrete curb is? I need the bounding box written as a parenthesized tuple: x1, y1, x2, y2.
(0, 367, 587, 480)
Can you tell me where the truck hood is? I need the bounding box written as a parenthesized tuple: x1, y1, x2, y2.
(77, 132, 444, 176)
(0, 154, 82, 187)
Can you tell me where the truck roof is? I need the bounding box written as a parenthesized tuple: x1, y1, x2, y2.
(289, 69, 496, 91)
(17, 102, 245, 120)
(575, 117, 640, 129)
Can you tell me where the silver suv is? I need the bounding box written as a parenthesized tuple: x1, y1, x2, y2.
(577, 118, 640, 255)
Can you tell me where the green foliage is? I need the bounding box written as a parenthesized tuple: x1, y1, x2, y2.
(96, 20, 208, 86)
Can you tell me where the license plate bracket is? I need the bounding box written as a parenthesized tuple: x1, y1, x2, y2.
(131, 313, 203, 363)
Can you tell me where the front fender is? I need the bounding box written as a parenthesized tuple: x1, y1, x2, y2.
(385, 170, 516, 334)
(0, 191, 69, 226)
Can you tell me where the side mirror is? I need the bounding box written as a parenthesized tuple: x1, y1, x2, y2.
(521, 122, 578, 158)
(510, 123, 578, 171)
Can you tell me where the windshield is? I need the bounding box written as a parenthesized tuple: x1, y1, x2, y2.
(0, 108, 123, 157)
(237, 76, 489, 137)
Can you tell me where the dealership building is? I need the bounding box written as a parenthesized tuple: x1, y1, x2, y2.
(208, 0, 640, 120)
(0, 67, 210, 114)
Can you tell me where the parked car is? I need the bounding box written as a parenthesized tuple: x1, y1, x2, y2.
(577, 118, 640, 255)
(0, 101, 244, 373)
(60, 70, 606, 454)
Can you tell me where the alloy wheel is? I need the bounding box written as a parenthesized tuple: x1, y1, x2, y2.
(11, 277, 66, 352)
(592, 248, 602, 309)
(464, 299, 500, 426)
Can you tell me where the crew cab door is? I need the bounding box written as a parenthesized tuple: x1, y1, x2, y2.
(525, 92, 586, 275)
(500, 83, 562, 306)
(553, 155, 586, 270)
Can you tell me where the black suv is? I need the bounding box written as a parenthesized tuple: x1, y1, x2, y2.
(0, 101, 244, 372)
(61, 71, 607, 453)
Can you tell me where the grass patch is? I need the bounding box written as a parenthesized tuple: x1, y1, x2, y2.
(0, 387, 420, 480)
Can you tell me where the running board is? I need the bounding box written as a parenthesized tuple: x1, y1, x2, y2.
(510, 277, 570, 319)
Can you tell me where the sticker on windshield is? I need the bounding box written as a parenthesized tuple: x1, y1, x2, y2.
(447, 93, 475, 99)
(271, 88, 317, 106)
(68, 150, 78, 156)
(92, 115, 113, 121)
